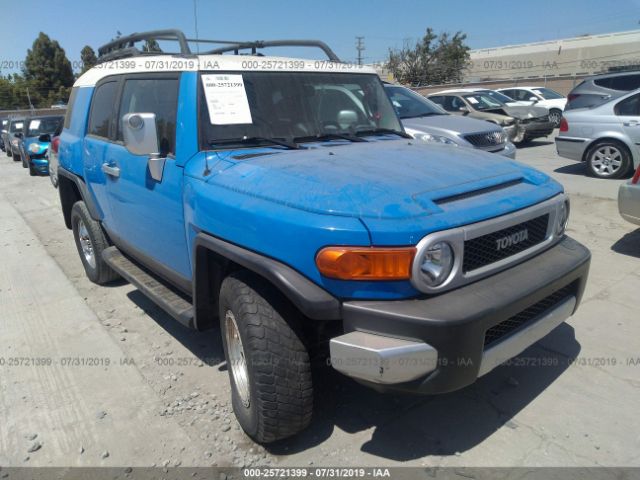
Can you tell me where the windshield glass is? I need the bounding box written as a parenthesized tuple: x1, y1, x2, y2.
(199, 71, 403, 148)
(27, 116, 63, 137)
(385, 85, 446, 119)
(462, 93, 505, 110)
(532, 87, 564, 100)
(479, 90, 515, 104)
(9, 121, 24, 133)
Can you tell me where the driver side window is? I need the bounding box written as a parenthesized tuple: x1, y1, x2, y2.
(117, 77, 179, 156)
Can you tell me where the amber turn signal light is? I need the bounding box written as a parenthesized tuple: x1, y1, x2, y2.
(316, 247, 416, 280)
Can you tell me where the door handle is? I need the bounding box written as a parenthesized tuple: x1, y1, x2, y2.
(101, 163, 120, 178)
(623, 120, 640, 126)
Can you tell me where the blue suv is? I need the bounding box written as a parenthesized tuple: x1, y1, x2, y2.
(56, 30, 591, 444)
(19, 115, 64, 175)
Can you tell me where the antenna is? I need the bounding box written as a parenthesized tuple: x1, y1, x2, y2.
(193, 0, 200, 54)
(356, 36, 365, 65)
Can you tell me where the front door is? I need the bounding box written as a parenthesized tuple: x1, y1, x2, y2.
(103, 73, 192, 284)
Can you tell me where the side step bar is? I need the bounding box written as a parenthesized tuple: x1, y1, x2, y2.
(102, 247, 195, 328)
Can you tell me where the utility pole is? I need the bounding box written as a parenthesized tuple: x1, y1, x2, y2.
(26, 87, 34, 112)
(356, 36, 365, 65)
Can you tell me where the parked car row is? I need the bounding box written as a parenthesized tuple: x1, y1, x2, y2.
(0, 114, 64, 176)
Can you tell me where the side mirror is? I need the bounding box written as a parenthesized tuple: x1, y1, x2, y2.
(528, 96, 538, 103)
(38, 133, 51, 143)
(458, 106, 469, 114)
(122, 112, 164, 182)
(14, 132, 23, 139)
(337, 110, 358, 130)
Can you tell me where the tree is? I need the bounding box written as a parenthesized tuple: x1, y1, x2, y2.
(80, 45, 97, 74)
(143, 39, 162, 53)
(387, 28, 470, 86)
(23, 32, 74, 107)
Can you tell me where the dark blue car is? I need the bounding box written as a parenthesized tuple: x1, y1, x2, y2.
(19, 115, 64, 175)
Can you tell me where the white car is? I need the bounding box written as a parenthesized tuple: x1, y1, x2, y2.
(497, 86, 566, 127)
(435, 88, 531, 106)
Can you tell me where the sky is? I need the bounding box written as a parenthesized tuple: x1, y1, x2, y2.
(2, 0, 640, 74)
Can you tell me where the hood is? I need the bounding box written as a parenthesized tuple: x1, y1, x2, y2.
(499, 105, 549, 119)
(402, 114, 502, 137)
(204, 139, 553, 222)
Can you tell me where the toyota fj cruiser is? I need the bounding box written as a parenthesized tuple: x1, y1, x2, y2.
(57, 30, 590, 443)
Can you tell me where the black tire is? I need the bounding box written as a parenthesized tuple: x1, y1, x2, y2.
(70, 201, 119, 285)
(22, 153, 28, 168)
(219, 271, 313, 443)
(7, 149, 12, 157)
(586, 140, 633, 179)
(28, 161, 36, 176)
(549, 109, 562, 128)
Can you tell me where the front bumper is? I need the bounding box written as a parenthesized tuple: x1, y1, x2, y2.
(619, 181, 640, 226)
(522, 120, 555, 139)
(29, 155, 49, 173)
(555, 136, 589, 161)
(330, 236, 590, 394)
(499, 141, 516, 159)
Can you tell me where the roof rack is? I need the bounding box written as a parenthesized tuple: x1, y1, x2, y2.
(96, 29, 342, 64)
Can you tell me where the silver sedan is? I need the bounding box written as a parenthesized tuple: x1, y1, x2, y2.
(619, 166, 640, 226)
(555, 88, 640, 179)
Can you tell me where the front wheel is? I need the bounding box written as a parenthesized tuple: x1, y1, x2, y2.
(219, 272, 313, 443)
(28, 162, 36, 176)
(549, 109, 562, 128)
(71, 201, 119, 284)
(586, 141, 632, 179)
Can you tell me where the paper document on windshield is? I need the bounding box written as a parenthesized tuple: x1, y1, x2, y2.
(201, 74, 253, 125)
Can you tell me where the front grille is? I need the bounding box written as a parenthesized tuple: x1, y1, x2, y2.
(463, 214, 549, 272)
(484, 284, 575, 348)
(463, 130, 507, 148)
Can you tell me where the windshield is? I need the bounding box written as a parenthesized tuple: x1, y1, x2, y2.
(9, 121, 24, 133)
(531, 87, 564, 100)
(199, 71, 403, 148)
(462, 93, 505, 110)
(385, 85, 446, 119)
(479, 90, 515, 104)
(27, 116, 63, 137)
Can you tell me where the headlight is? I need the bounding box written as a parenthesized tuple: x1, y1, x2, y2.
(29, 143, 42, 153)
(416, 241, 454, 287)
(557, 198, 570, 235)
(413, 132, 458, 146)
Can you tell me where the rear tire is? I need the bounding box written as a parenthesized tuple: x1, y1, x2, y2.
(586, 140, 632, 179)
(219, 271, 313, 443)
(7, 149, 12, 157)
(71, 201, 119, 285)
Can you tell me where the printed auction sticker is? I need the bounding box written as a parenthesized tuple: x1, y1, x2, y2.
(201, 74, 253, 125)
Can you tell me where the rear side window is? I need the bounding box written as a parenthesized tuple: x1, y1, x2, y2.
(88, 81, 119, 138)
(116, 77, 179, 156)
(614, 93, 640, 116)
(63, 87, 79, 130)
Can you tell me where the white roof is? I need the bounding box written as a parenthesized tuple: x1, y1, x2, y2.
(74, 54, 377, 87)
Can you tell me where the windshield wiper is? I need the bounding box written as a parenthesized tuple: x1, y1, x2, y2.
(294, 132, 367, 143)
(355, 127, 412, 139)
(209, 136, 300, 150)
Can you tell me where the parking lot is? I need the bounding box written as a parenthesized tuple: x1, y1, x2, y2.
(1, 134, 639, 468)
